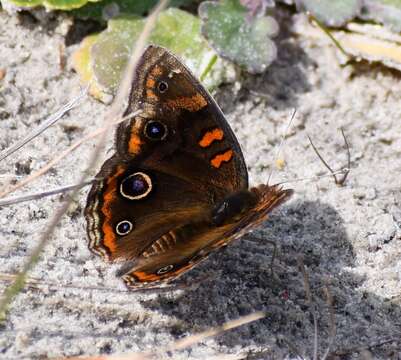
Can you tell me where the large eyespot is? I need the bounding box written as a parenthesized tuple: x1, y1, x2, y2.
(120, 172, 152, 200)
(115, 220, 133, 236)
(158, 81, 168, 93)
(144, 120, 168, 141)
(156, 264, 174, 275)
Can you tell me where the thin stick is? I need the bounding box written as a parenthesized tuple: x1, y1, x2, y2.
(0, 111, 140, 200)
(200, 54, 218, 82)
(274, 168, 349, 187)
(307, 128, 350, 186)
(0, 0, 168, 320)
(297, 256, 318, 360)
(64, 312, 265, 360)
(267, 109, 297, 185)
(0, 85, 88, 163)
(166, 312, 265, 352)
(307, 14, 350, 59)
(321, 281, 336, 360)
(0, 180, 95, 206)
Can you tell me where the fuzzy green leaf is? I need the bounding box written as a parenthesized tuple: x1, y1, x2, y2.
(73, 0, 194, 21)
(297, 0, 362, 27)
(199, 0, 278, 74)
(2, 0, 101, 10)
(73, 8, 235, 101)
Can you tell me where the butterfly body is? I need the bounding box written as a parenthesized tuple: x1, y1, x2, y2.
(85, 45, 292, 289)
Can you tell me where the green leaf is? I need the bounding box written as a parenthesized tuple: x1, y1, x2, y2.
(73, 0, 194, 21)
(199, 0, 278, 74)
(2, 0, 101, 10)
(361, 0, 401, 32)
(297, 0, 362, 27)
(73, 8, 235, 101)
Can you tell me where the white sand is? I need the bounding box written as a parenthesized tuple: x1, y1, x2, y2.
(0, 8, 400, 359)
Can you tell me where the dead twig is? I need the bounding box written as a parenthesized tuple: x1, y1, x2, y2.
(307, 127, 351, 186)
(64, 312, 265, 360)
(0, 85, 88, 163)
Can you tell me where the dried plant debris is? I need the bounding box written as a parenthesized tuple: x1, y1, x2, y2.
(199, 0, 278, 74)
(294, 15, 401, 72)
(361, 0, 401, 33)
(296, 0, 363, 27)
(295, 0, 401, 33)
(72, 8, 235, 102)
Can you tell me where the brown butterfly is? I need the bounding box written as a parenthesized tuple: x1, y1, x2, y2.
(84, 45, 293, 290)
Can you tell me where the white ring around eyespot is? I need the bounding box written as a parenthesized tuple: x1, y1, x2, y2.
(120, 172, 152, 200)
(157, 264, 174, 275)
(115, 220, 133, 236)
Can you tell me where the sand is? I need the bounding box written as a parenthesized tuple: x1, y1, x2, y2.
(0, 7, 400, 360)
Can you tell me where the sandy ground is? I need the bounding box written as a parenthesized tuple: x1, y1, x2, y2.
(0, 7, 400, 360)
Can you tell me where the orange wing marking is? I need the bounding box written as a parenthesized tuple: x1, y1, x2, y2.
(132, 263, 195, 282)
(146, 77, 156, 88)
(211, 150, 233, 168)
(146, 89, 158, 101)
(166, 93, 207, 112)
(128, 134, 143, 155)
(101, 166, 125, 255)
(199, 128, 224, 148)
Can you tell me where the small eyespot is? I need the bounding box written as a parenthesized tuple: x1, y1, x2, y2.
(144, 120, 168, 141)
(120, 172, 152, 200)
(116, 220, 133, 236)
(158, 81, 168, 93)
(156, 264, 174, 275)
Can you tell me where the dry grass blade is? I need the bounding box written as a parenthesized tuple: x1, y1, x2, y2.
(0, 272, 129, 293)
(64, 312, 265, 360)
(267, 108, 297, 185)
(0, 0, 168, 320)
(0, 180, 95, 206)
(321, 280, 336, 360)
(0, 85, 88, 163)
(297, 256, 318, 360)
(307, 14, 350, 59)
(0, 111, 139, 200)
(307, 128, 351, 186)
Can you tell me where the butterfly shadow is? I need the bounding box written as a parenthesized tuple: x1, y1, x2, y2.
(139, 198, 401, 358)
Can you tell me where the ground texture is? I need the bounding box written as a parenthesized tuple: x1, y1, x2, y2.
(0, 7, 400, 360)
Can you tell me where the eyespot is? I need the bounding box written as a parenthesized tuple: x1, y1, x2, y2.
(158, 81, 168, 93)
(115, 220, 133, 236)
(120, 172, 152, 200)
(156, 264, 174, 275)
(144, 120, 168, 141)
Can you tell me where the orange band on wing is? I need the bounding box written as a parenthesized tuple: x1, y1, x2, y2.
(211, 150, 233, 168)
(146, 89, 158, 101)
(128, 134, 143, 155)
(199, 128, 224, 147)
(133, 263, 195, 283)
(101, 166, 125, 254)
(166, 93, 207, 112)
(146, 78, 156, 88)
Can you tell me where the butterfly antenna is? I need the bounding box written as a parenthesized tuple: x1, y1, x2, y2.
(267, 108, 297, 185)
(307, 127, 350, 186)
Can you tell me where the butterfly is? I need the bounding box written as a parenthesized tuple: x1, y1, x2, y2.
(84, 45, 293, 290)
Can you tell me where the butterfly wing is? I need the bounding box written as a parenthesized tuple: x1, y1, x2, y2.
(119, 185, 293, 289)
(85, 46, 248, 262)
